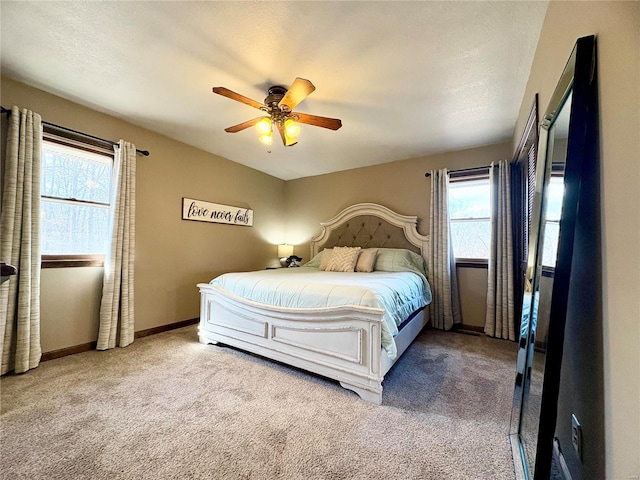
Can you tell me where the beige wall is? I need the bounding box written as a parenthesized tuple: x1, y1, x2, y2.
(456, 266, 489, 328)
(1, 77, 286, 352)
(285, 142, 513, 329)
(284, 142, 511, 251)
(513, 2, 640, 477)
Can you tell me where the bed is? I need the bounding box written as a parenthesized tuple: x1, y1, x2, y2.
(197, 203, 432, 404)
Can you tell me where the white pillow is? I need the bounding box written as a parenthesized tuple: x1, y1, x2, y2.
(355, 248, 378, 272)
(325, 246, 361, 272)
(319, 248, 333, 271)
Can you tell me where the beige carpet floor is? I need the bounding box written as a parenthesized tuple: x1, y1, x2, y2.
(1, 326, 518, 480)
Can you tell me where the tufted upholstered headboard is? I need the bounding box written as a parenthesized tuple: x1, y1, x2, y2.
(310, 203, 429, 264)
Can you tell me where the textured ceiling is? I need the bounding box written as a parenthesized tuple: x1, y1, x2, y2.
(0, 1, 548, 180)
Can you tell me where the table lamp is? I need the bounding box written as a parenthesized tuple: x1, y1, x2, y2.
(278, 244, 294, 267)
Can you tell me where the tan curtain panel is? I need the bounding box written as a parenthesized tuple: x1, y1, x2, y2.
(97, 140, 136, 350)
(427, 168, 462, 330)
(0, 106, 43, 374)
(485, 160, 516, 341)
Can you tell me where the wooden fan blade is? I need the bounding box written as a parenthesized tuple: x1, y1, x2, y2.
(275, 122, 297, 147)
(278, 78, 316, 112)
(294, 112, 342, 131)
(213, 87, 264, 110)
(224, 117, 267, 133)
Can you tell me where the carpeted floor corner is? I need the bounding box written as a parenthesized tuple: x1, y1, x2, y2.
(1, 326, 518, 479)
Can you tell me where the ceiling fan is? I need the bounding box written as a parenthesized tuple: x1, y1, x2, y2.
(212, 77, 342, 147)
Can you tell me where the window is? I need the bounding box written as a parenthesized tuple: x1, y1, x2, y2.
(449, 175, 491, 260)
(541, 175, 564, 267)
(40, 137, 113, 266)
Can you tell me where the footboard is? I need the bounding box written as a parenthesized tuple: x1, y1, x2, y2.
(198, 282, 386, 404)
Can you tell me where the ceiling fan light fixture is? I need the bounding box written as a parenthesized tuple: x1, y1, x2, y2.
(284, 133, 297, 146)
(284, 118, 300, 137)
(258, 132, 273, 145)
(255, 117, 272, 134)
(213, 77, 342, 148)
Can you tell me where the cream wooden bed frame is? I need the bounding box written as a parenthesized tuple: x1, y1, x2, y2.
(197, 203, 430, 404)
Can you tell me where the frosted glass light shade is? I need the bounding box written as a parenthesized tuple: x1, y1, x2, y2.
(258, 133, 273, 145)
(278, 244, 294, 258)
(284, 118, 300, 137)
(256, 117, 272, 134)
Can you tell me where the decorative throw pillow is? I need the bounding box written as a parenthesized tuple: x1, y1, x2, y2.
(355, 248, 378, 272)
(318, 248, 333, 271)
(325, 246, 361, 272)
(373, 248, 427, 276)
(303, 251, 324, 268)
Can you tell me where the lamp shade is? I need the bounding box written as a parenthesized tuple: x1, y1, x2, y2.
(278, 244, 294, 258)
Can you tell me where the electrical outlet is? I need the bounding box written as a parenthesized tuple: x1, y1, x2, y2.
(571, 414, 582, 461)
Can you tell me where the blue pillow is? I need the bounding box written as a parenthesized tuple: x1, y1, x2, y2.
(374, 248, 427, 276)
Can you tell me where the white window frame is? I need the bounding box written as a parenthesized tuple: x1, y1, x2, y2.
(448, 172, 491, 265)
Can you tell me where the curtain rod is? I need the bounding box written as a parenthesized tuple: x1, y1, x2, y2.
(1, 106, 150, 157)
(424, 165, 491, 177)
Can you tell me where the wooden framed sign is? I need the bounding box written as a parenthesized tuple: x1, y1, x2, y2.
(182, 197, 253, 226)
